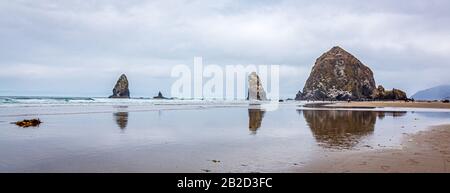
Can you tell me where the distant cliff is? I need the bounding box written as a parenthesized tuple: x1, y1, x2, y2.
(411, 85, 450, 100)
(296, 46, 407, 101)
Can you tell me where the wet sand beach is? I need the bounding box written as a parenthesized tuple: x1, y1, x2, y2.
(300, 124, 450, 173)
(1, 100, 449, 172)
(326, 101, 450, 109)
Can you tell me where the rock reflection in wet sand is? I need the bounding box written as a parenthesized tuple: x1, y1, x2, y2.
(376, 111, 408, 119)
(113, 107, 129, 130)
(248, 108, 265, 134)
(299, 110, 406, 149)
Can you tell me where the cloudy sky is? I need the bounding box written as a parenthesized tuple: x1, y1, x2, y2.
(0, 0, 449, 98)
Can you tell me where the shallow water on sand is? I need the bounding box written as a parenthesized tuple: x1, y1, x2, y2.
(0, 102, 449, 172)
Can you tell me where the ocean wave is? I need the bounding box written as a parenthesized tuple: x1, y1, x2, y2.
(0, 96, 94, 105)
(0, 96, 255, 107)
(0, 97, 17, 104)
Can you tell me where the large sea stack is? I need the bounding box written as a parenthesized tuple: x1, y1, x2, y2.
(247, 72, 267, 100)
(296, 46, 406, 101)
(109, 74, 130, 98)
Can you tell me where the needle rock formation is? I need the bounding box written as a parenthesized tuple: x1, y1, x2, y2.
(247, 72, 267, 100)
(109, 74, 130, 98)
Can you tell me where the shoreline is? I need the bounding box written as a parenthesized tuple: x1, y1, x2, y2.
(299, 124, 450, 173)
(322, 101, 450, 109)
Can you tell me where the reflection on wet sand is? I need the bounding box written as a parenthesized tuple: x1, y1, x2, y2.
(248, 108, 265, 134)
(113, 110, 129, 130)
(300, 110, 406, 149)
(377, 111, 407, 119)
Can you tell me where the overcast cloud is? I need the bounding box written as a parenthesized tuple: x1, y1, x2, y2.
(0, 0, 449, 97)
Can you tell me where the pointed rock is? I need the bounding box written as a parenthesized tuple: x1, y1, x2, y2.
(153, 91, 168, 99)
(247, 72, 267, 100)
(109, 74, 130, 98)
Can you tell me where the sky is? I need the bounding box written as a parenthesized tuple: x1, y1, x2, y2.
(0, 0, 449, 98)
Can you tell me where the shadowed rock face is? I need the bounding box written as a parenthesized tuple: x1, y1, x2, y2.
(300, 110, 406, 149)
(298, 46, 376, 100)
(109, 74, 130, 98)
(248, 108, 265, 134)
(247, 72, 267, 100)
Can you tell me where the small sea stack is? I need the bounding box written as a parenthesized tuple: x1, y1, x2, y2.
(372, 86, 407, 100)
(153, 91, 168, 99)
(109, 74, 130, 98)
(247, 72, 267, 101)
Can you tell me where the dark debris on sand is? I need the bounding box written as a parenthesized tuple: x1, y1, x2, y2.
(12, 119, 42, 128)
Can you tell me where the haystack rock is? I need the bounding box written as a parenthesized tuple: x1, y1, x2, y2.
(297, 46, 376, 100)
(296, 46, 408, 101)
(109, 74, 130, 98)
(247, 72, 267, 100)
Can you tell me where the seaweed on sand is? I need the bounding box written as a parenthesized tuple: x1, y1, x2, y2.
(12, 119, 42, 128)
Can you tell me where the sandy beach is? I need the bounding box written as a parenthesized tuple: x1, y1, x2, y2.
(300, 124, 450, 173)
(324, 101, 450, 109)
